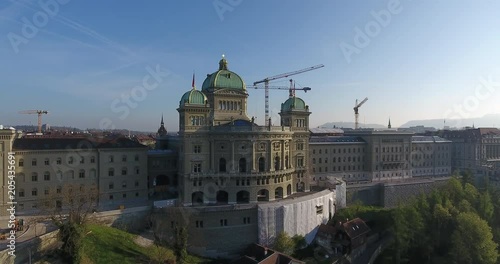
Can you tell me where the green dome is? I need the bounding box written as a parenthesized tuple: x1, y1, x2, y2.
(281, 97, 307, 111)
(180, 89, 207, 106)
(202, 56, 246, 91)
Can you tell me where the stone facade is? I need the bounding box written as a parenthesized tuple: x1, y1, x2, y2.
(150, 57, 345, 258)
(0, 131, 149, 214)
(310, 130, 452, 185)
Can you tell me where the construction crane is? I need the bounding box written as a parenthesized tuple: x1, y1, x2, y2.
(353, 98, 368, 129)
(253, 64, 324, 126)
(19, 110, 48, 133)
(250, 79, 312, 98)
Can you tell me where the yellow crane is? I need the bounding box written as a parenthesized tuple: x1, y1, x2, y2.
(19, 110, 48, 133)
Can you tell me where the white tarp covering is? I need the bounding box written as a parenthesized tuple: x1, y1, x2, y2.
(257, 189, 338, 245)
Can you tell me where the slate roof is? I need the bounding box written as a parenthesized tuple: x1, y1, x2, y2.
(231, 243, 305, 264)
(341, 218, 370, 239)
(411, 136, 451, 143)
(310, 136, 366, 144)
(13, 136, 147, 150)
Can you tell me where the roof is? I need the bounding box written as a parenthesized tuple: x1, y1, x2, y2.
(309, 136, 366, 144)
(281, 96, 307, 111)
(232, 243, 305, 264)
(411, 136, 451, 143)
(12, 136, 147, 150)
(341, 218, 370, 239)
(179, 88, 208, 106)
(479, 128, 500, 136)
(316, 223, 337, 236)
(202, 57, 246, 91)
(309, 127, 344, 135)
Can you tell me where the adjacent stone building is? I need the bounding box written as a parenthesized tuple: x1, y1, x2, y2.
(0, 130, 149, 214)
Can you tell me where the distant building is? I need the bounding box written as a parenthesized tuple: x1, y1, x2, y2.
(309, 130, 452, 184)
(431, 128, 500, 184)
(398, 125, 437, 134)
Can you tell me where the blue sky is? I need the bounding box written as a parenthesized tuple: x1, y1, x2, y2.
(1, 0, 500, 132)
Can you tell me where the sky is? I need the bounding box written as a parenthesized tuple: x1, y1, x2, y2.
(1, 0, 500, 132)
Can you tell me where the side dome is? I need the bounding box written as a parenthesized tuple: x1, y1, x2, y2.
(201, 56, 246, 91)
(179, 89, 207, 106)
(281, 97, 307, 111)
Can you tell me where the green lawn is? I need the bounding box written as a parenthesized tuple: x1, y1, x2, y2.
(80, 224, 209, 264)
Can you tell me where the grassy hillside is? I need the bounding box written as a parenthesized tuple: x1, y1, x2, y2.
(80, 224, 208, 264)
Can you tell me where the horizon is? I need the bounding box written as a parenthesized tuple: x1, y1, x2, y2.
(1, 1, 500, 131)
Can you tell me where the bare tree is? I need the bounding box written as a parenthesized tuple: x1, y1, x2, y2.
(38, 183, 99, 263)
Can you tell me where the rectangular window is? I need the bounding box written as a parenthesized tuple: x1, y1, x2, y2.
(44, 159, 49, 165)
(193, 145, 202, 153)
(193, 163, 202, 173)
(90, 156, 95, 163)
(316, 205, 323, 214)
(122, 155, 127, 162)
(196, 220, 204, 228)
(32, 159, 37, 166)
(220, 219, 228, 226)
(109, 183, 114, 189)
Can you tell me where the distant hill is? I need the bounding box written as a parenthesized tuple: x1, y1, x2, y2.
(319, 121, 386, 129)
(400, 114, 500, 129)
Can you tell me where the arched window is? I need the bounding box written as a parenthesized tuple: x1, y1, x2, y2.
(236, 191, 250, 204)
(257, 189, 269, 202)
(274, 156, 280, 171)
(192, 192, 204, 205)
(275, 187, 283, 199)
(219, 158, 227, 172)
(258, 157, 265, 172)
(31, 172, 38, 182)
(239, 158, 246, 173)
(287, 184, 292, 196)
(216, 191, 229, 204)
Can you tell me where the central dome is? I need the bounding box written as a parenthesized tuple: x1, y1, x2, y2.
(202, 56, 246, 91)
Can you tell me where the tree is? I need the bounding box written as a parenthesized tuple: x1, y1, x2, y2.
(450, 212, 498, 264)
(272, 232, 295, 256)
(39, 183, 98, 263)
(478, 191, 495, 223)
(173, 226, 188, 262)
(460, 170, 474, 187)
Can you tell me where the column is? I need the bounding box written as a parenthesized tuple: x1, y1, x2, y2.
(251, 140, 256, 172)
(281, 140, 285, 170)
(231, 139, 235, 172)
(210, 139, 214, 171)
